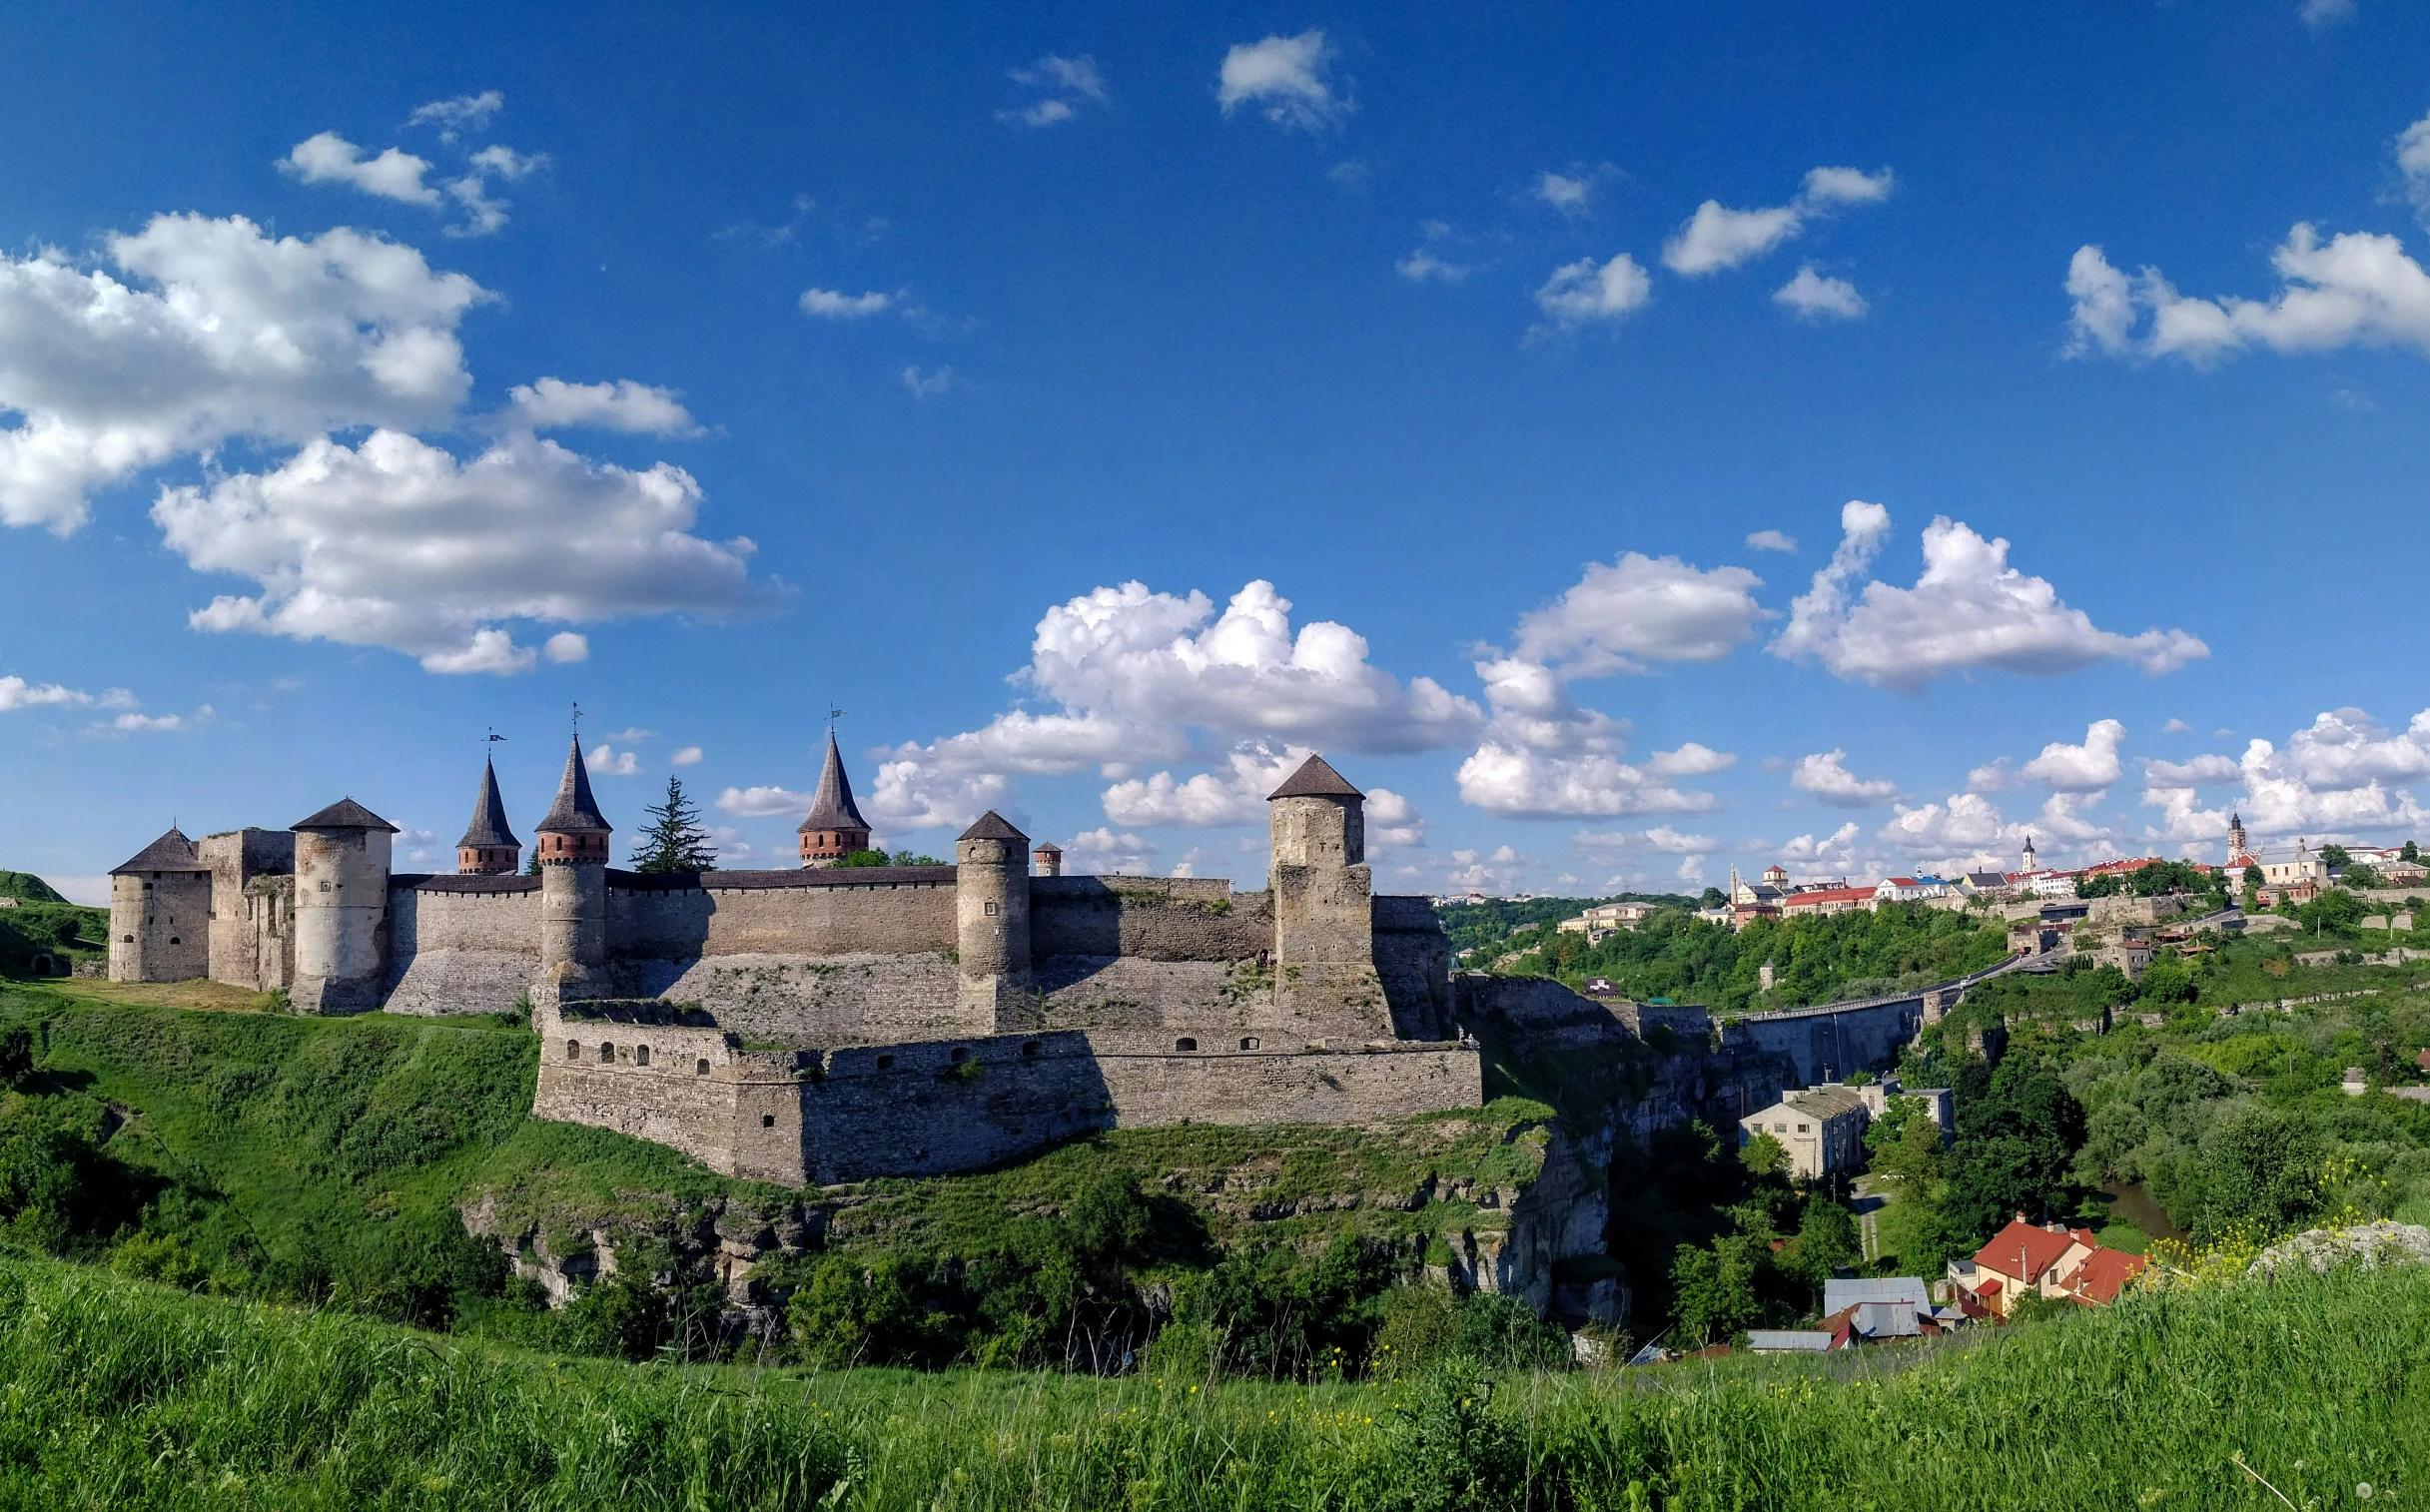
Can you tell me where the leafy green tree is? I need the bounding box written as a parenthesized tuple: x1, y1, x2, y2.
(1739, 1132, 1786, 1177)
(2405, 841, 2420, 864)
(1698, 886, 1728, 909)
(1943, 1051, 2086, 1239)
(2320, 845, 2352, 869)
(1864, 1097, 1947, 1184)
(2183, 1106, 2325, 1243)
(836, 848, 944, 868)
(627, 777, 718, 873)
(2137, 956, 2197, 1005)
(2243, 864, 2266, 891)
(0, 1027, 32, 1090)
(1781, 1199, 1861, 1302)
(1670, 1233, 1766, 1344)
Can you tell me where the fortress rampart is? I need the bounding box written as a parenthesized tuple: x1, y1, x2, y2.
(106, 744, 1482, 1180)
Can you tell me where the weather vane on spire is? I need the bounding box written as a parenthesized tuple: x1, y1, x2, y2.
(827, 705, 846, 730)
(486, 726, 505, 744)
(571, 701, 583, 737)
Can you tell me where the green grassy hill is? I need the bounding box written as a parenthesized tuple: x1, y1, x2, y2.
(0, 871, 107, 976)
(0, 1246, 2420, 1509)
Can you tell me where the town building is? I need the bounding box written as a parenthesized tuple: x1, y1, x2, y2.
(1950, 1217, 2148, 1315)
(1737, 1085, 1870, 1178)
(1779, 886, 1876, 920)
(1875, 877, 1955, 905)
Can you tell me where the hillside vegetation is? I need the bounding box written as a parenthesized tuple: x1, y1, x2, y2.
(1490, 901, 2010, 1014)
(0, 871, 106, 977)
(0, 1246, 2420, 1509)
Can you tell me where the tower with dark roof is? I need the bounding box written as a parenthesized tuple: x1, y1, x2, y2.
(955, 809, 1032, 1026)
(1266, 754, 1381, 1042)
(797, 732, 873, 867)
(291, 797, 399, 1014)
(2226, 811, 2251, 870)
(535, 739, 612, 1005)
(106, 826, 210, 985)
(456, 755, 522, 875)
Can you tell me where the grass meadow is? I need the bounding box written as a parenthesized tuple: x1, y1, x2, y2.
(0, 1247, 2422, 1511)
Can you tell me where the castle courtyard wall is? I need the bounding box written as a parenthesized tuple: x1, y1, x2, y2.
(382, 877, 542, 1016)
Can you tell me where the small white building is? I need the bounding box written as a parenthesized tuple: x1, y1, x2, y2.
(1875, 877, 1955, 905)
(1738, 1086, 1870, 1178)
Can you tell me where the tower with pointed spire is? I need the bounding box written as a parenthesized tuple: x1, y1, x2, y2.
(456, 755, 522, 875)
(534, 739, 612, 1005)
(2226, 811, 2251, 870)
(797, 732, 873, 867)
(2021, 834, 2037, 874)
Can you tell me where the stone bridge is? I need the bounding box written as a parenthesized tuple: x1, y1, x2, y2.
(1720, 954, 2031, 1086)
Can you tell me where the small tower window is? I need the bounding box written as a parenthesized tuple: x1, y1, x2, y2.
(1021, 1041, 1040, 1058)
(169, 937, 180, 945)
(1176, 1038, 1198, 1053)
(600, 1042, 615, 1064)
(695, 1058, 710, 1076)
(1240, 1037, 1259, 1051)
(634, 1046, 650, 1067)
(761, 1115, 776, 1129)
(949, 1046, 967, 1063)
(876, 1054, 895, 1070)
(984, 901, 999, 917)
(566, 1040, 580, 1061)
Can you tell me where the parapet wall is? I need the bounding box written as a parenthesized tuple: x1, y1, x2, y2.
(1723, 996, 1925, 1086)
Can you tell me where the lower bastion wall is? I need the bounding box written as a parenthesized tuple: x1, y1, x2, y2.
(532, 1004, 1482, 1185)
(384, 880, 542, 1016)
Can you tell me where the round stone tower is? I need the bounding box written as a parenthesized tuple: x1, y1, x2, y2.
(456, 754, 522, 875)
(106, 827, 210, 984)
(535, 738, 613, 1006)
(291, 798, 398, 1014)
(1265, 754, 1380, 1043)
(955, 810, 1032, 1028)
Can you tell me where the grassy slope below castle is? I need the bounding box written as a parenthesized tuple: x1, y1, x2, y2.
(0, 1246, 2422, 1510)
(0, 978, 1564, 1374)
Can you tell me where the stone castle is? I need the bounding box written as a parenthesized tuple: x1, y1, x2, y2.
(108, 739, 1481, 1183)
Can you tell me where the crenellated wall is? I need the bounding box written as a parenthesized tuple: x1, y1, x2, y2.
(384, 877, 543, 1015)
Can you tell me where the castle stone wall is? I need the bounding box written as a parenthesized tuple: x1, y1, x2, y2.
(1030, 878, 1273, 962)
(108, 870, 210, 984)
(1373, 896, 1456, 1041)
(607, 872, 956, 958)
(199, 830, 293, 990)
(384, 880, 543, 1016)
(1723, 996, 1924, 1086)
(624, 952, 975, 1044)
(530, 1017, 1481, 1185)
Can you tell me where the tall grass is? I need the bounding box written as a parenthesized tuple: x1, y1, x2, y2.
(2, 1250, 2424, 1509)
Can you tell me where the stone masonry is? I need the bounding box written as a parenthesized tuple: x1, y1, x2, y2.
(107, 744, 1482, 1182)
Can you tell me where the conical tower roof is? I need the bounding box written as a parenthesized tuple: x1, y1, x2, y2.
(110, 827, 201, 875)
(456, 756, 520, 849)
(797, 732, 872, 834)
(958, 810, 1027, 842)
(536, 738, 611, 834)
(1267, 753, 1363, 800)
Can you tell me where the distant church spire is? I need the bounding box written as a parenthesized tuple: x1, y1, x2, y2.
(455, 754, 522, 875)
(798, 730, 873, 867)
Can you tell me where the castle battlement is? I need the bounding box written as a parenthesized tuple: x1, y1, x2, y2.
(105, 746, 1479, 1179)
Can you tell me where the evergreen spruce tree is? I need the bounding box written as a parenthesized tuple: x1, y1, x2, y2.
(630, 776, 718, 872)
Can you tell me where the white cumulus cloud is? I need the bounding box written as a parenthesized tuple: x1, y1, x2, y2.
(1217, 31, 1349, 131)
(1366, 787, 1424, 848)
(715, 784, 810, 818)
(1531, 254, 1652, 333)
(586, 743, 640, 777)
(1774, 264, 1868, 321)
(406, 91, 503, 140)
(1791, 749, 1902, 807)
(153, 429, 774, 675)
(1745, 529, 1798, 553)
(2066, 226, 2430, 364)
(281, 133, 441, 206)
(800, 288, 893, 319)
(670, 746, 702, 766)
(1770, 501, 2207, 689)
(1511, 552, 1770, 675)
(502, 378, 697, 435)
(1005, 54, 1108, 127)
(1662, 166, 1894, 277)
(0, 213, 481, 532)
(1063, 827, 1157, 876)
(1647, 742, 1737, 777)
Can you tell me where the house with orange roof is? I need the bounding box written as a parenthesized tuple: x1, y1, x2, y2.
(1950, 1216, 2148, 1315)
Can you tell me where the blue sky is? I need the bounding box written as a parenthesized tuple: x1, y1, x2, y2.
(6, 0, 2430, 903)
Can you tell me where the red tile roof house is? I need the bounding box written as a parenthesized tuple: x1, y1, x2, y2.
(1950, 1217, 2148, 1316)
